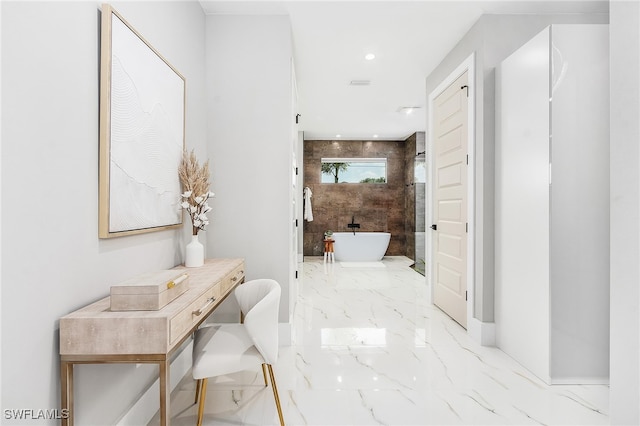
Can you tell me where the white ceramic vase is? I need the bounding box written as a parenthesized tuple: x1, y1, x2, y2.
(185, 234, 204, 267)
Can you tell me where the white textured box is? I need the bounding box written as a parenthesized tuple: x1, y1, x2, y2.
(110, 270, 190, 311)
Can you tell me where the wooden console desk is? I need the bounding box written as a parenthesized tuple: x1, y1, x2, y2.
(59, 258, 245, 426)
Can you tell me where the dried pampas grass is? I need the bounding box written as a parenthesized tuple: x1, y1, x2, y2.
(178, 149, 210, 200)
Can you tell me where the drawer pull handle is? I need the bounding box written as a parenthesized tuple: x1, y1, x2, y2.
(167, 273, 188, 289)
(231, 276, 238, 282)
(193, 297, 215, 316)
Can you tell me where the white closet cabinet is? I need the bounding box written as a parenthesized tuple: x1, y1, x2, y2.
(495, 25, 609, 384)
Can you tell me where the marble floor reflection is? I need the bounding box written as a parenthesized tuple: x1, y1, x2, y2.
(151, 256, 609, 425)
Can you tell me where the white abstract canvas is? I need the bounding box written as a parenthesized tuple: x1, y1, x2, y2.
(99, 7, 184, 237)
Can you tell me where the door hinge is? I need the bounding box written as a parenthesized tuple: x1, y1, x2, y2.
(295, 270, 298, 279)
(465, 291, 468, 301)
(295, 219, 298, 227)
(466, 154, 469, 165)
(465, 223, 468, 233)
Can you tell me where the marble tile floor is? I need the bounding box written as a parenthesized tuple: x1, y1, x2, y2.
(150, 256, 609, 426)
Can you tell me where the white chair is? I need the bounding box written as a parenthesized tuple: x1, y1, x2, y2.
(191, 279, 284, 426)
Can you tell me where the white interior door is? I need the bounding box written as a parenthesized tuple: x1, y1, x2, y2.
(432, 71, 468, 328)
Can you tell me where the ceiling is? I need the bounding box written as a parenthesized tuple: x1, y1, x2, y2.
(199, 1, 608, 140)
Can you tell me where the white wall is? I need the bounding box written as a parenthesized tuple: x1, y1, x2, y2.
(609, 1, 640, 423)
(1, 1, 206, 424)
(205, 15, 293, 325)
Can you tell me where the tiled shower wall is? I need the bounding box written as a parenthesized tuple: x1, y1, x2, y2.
(303, 138, 420, 257)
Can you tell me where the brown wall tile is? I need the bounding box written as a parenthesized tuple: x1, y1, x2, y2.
(303, 139, 416, 257)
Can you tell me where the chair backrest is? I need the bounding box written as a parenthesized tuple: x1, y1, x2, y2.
(234, 279, 281, 364)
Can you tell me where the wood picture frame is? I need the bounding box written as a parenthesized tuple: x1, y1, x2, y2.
(99, 4, 185, 238)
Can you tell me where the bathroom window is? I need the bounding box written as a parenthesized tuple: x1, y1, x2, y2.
(321, 158, 387, 183)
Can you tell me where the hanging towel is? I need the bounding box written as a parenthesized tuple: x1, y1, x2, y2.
(304, 187, 314, 222)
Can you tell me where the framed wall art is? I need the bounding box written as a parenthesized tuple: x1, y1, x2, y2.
(99, 4, 185, 238)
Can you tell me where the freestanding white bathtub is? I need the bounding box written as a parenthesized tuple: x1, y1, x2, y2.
(331, 232, 391, 261)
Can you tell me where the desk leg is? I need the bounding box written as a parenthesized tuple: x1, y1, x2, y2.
(60, 361, 73, 426)
(159, 359, 170, 426)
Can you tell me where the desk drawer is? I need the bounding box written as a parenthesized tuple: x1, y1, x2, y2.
(170, 285, 221, 344)
(220, 264, 245, 296)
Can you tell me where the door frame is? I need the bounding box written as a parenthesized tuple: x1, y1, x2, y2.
(427, 53, 476, 333)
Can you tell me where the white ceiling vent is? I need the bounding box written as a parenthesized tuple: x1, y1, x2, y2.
(349, 80, 371, 86)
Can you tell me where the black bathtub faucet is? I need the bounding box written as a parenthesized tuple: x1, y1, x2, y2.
(347, 215, 360, 235)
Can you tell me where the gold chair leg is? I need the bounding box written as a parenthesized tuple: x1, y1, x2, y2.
(266, 364, 285, 426)
(261, 363, 268, 387)
(194, 379, 201, 405)
(196, 378, 208, 426)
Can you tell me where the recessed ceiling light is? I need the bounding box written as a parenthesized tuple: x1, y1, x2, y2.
(349, 80, 371, 86)
(373, 134, 379, 138)
(336, 134, 342, 138)
(397, 106, 421, 115)
(365, 53, 376, 61)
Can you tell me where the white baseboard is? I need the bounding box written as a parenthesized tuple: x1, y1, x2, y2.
(550, 377, 610, 385)
(468, 318, 496, 346)
(116, 341, 193, 426)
